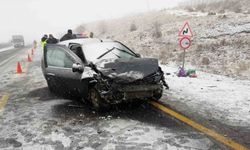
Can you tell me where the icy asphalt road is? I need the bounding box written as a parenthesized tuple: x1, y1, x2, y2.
(0, 47, 235, 150)
(0, 47, 20, 66)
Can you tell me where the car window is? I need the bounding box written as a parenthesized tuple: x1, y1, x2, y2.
(69, 45, 86, 63)
(46, 47, 74, 68)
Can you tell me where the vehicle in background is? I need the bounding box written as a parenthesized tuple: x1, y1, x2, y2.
(12, 35, 25, 48)
(75, 32, 94, 39)
(41, 38, 168, 109)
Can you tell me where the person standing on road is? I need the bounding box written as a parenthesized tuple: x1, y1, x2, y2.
(41, 34, 48, 48)
(47, 34, 59, 44)
(33, 40, 37, 49)
(89, 32, 94, 38)
(60, 29, 76, 41)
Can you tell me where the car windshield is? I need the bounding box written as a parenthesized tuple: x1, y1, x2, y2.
(82, 42, 137, 61)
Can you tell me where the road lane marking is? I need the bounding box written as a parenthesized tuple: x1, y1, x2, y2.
(0, 94, 10, 115)
(0, 54, 18, 66)
(150, 101, 248, 150)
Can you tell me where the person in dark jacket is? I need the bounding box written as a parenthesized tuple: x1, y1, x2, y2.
(60, 29, 76, 41)
(47, 34, 59, 44)
(41, 34, 48, 42)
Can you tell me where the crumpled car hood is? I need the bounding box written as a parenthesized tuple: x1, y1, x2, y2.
(94, 58, 159, 83)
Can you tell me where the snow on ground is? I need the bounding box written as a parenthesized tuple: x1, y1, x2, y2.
(0, 47, 220, 149)
(0, 49, 32, 90)
(161, 65, 250, 127)
(199, 20, 250, 38)
(0, 46, 14, 53)
(165, 9, 208, 17)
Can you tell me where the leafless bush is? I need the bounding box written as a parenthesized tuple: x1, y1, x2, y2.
(130, 22, 137, 32)
(233, 8, 242, 13)
(220, 39, 226, 46)
(218, 14, 227, 19)
(159, 50, 168, 63)
(98, 21, 107, 35)
(218, 9, 225, 14)
(236, 61, 249, 75)
(181, 0, 247, 14)
(196, 3, 206, 12)
(185, 7, 195, 12)
(196, 44, 203, 51)
(152, 21, 162, 38)
(233, 38, 245, 48)
(201, 57, 210, 65)
(208, 12, 216, 16)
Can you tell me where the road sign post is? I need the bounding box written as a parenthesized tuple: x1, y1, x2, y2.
(178, 21, 193, 77)
(182, 49, 186, 68)
(179, 36, 191, 68)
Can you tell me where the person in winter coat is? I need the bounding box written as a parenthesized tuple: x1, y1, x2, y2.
(41, 34, 48, 48)
(60, 29, 76, 41)
(41, 34, 48, 42)
(47, 34, 59, 44)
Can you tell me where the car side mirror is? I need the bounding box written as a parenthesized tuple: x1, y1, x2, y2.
(72, 63, 84, 73)
(136, 53, 141, 58)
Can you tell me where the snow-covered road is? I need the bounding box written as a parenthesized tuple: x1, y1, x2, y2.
(161, 66, 250, 127)
(0, 46, 14, 53)
(0, 46, 225, 149)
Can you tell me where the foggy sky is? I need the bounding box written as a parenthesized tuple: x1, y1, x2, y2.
(0, 0, 182, 43)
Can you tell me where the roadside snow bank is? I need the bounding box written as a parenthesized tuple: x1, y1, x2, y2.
(161, 65, 250, 127)
(0, 46, 14, 52)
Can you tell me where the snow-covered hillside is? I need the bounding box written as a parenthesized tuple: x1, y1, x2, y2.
(77, 9, 250, 80)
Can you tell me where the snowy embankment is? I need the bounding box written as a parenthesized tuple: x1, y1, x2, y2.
(161, 65, 250, 127)
(0, 46, 14, 53)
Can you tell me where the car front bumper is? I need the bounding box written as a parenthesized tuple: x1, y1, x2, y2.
(99, 84, 163, 104)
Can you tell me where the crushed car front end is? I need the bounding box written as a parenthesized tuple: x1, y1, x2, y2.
(88, 58, 167, 104)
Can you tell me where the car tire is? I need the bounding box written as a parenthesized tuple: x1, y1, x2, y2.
(152, 93, 162, 100)
(88, 88, 110, 111)
(152, 89, 163, 101)
(89, 88, 102, 110)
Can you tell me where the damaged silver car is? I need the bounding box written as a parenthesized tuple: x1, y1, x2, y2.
(41, 38, 168, 109)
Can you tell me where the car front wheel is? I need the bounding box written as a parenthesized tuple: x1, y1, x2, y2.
(152, 88, 163, 101)
(88, 88, 110, 111)
(89, 88, 102, 110)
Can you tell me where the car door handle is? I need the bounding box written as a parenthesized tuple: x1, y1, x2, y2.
(47, 73, 55, 76)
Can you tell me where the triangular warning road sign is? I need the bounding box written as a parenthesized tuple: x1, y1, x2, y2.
(178, 21, 193, 37)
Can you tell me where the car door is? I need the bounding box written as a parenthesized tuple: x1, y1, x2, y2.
(44, 44, 84, 96)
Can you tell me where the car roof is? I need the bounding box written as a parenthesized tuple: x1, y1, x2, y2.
(58, 38, 115, 47)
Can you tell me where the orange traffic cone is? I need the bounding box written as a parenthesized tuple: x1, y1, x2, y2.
(28, 54, 32, 62)
(16, 62, 23, 74)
